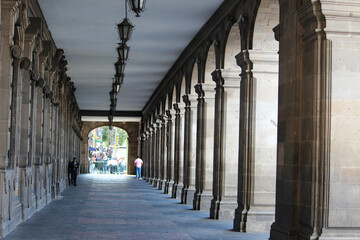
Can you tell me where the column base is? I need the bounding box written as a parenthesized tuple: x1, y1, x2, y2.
(149, 178, 155, 185)
(234, 205, 274, 232)
(319, 228, 360, 240)
(164, 181, 170, 194)
(172, 183, 183, 199)
(0, 203, 22, 238)
(152, 178, 159, 188)
(210, 197, 237, 220)
(158, 180, 166, 191)
(181, 187, 196, 204)
(269, 222, 302, 240)
(193, 191, 212, 210)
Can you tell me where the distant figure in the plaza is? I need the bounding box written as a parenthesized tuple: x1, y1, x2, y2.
(134, 156, 143, 179)
(102, 154, 108, 173)
(69, 157, 79, 186)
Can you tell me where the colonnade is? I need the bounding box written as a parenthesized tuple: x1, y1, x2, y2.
(0, 0, 81, 236)
(140, 0, 360, 239)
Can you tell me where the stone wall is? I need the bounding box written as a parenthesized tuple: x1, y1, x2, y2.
(0, 0, 81, 236)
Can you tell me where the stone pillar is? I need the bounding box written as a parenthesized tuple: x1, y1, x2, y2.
(270, 1, 360, 239)
(164, 109, 175, 194)
(235, 49, 278, 231)
(158, 117, 167, 190)
(128, 135, 138, 176)
(181, 94, 197, 204)
(144, 130, 150, 181)
(193, 83, 216, 210)
(80, 137, 88, 174)
(153, 122, 160, 187)
(0, 1, 24, 235)
(148, 126, 155, 184)
(172, 103, 185, 199)
(140, 132, 147, 179)
(210, 69, 240, 220)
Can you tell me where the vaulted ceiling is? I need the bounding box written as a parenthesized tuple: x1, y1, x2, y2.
(37, 0, 224, 113)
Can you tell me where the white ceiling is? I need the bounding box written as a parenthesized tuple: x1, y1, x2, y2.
(38, 0, 224, 111)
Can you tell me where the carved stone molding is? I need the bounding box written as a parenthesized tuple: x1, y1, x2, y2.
(20, 57, 31, 70)
(30, 70, 40, 81)
(36, 77, 45, 88)
(10, 45, 22, 59)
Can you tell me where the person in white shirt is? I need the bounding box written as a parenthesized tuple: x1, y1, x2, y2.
(134, 156, 143, 179)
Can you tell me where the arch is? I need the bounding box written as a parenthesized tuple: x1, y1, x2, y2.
(224, 21, 241, 69)
(253, 0, 279, 51)
(80, 121, 140, 175)
(204, 44, 216, 84)
(190, 61, 199, 93)
(180, 75, 186, 98)
(87, 126, 129, 175)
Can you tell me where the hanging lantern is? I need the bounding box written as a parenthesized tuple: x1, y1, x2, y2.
(117, 18, 134, 43)
(114, 60, 125, 75)
(109, 90, 117, 101)
(117, 43, 130, 62)
(115, 74, 124, 86)
(113, 79, 121, 93)
(128, 0, 146, 17)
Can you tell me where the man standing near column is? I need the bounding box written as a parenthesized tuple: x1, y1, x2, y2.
(134, 156, 143, 179)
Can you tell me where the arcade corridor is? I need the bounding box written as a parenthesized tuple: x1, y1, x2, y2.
(3, 175, 268, 240)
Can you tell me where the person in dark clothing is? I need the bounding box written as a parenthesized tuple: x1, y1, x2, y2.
(69, 157, 79, 186)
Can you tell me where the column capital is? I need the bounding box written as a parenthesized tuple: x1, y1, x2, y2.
(236, 50, 253, 71)
(212, 69, 224, 89)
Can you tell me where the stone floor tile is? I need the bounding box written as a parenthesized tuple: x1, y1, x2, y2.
(2, 175, 269, 240)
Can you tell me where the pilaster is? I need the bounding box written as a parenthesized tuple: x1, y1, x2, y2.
(210, 69, 240, 220)
(181, 94, 198, 204)
(164, 109, 175, 194)
(193, 82, 216, 210)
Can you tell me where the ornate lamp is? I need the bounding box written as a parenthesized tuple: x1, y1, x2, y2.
(128, 0, 146, 17)
(113, 82, 120, 93)
(117, 18, 134, 43)
(109, 90, 117, 101)
(115, 74, 124, 86)
(114, 60, 125, 75)
(117, 43, 130, 62)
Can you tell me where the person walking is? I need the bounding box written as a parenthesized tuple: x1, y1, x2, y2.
(134, 156, 143, 179)
(69, 157, 79, 186)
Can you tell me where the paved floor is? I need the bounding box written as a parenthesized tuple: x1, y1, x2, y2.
(4, 175, 269, 240)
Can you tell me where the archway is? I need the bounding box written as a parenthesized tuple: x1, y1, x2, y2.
(87, 126, 129, 175)
(80, 121, 141, 175)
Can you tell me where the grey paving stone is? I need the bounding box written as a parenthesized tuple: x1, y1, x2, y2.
(3, 175, 269, 240)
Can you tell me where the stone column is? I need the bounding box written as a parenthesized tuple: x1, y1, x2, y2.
(271, 1, 360, 239)
(140, 132, 147, 179)
(164, 109, 175, 194)
(181, 94, 197, 204)
(128, 135, 138, 176)
(172, 103, 185, 199)
(210, 69, 240, 220)
(143, 130, 150, 181)
(0, 1, 24, 234)
(158, 117, 167, 190)
(148, 126, 155, 184)
(193, 83, 216, 210)
(153, 122, 160, 187)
